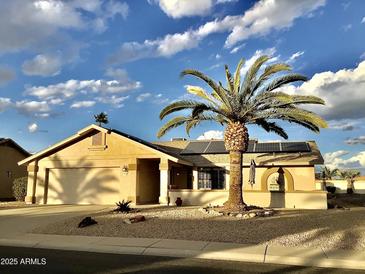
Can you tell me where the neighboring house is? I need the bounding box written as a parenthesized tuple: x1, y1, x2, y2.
(19, 124, 327, 209)
(0, 138, 30, 200)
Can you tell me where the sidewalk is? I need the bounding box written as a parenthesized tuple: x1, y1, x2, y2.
(0, 233, 364, 270)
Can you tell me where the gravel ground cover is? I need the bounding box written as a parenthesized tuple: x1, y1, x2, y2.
(34, 206, 365, 251)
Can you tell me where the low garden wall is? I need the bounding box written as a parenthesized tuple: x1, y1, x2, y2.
(169, 189, 327, 209)
(315, 180, 365, 194)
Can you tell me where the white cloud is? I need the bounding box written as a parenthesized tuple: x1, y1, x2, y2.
(25, 77, 141, 103)
(324, 150, 365, 170)
(136, 93, 152, 102)
(70, 100, 96, 108)
(0, 0, 129, 53)
(153, 0, 213, 18)
(229, 43, 245, 54)
(217, 0, 238, 3)
(28, 123, 38, 133)
(287, 51, 305, 63)
(96, 95, 129, 108)
(0, 98, 12, 112)
(197, 130, 223, 140)
(328, 120, 359, 131)
(0, 66, 15, 85)
(22, 54, 62, 76)
(345, 136, 365, 145)
(215, 54, 221, 59)
(110, 0, 324, 63)
(361, 17, 365, 23)
(342, 24, 352, 32)
(15, 100, 51, 117)
(224, 0, 326, 47)
(283, 60, 365, 120)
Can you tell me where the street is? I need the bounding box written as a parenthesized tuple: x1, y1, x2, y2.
(0, 246, 363, 274)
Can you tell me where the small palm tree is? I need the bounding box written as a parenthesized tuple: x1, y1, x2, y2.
(94, 112, 108, 126)
(158, 56, 327, 211)
(321, 166, 339, 180)
(338, 170, 360, 194)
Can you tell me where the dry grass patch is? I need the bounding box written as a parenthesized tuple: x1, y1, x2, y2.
(34, 205, 365, 251)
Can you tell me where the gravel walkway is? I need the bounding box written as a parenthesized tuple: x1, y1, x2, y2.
(34, 206, 365, 251)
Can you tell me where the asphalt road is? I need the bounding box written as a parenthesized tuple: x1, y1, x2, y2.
(0, 246, 364, 274)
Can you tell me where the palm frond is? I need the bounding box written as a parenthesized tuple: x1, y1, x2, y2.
(225, 65, 234, 93)
(264, 74, 307, 93)
(233, 58, 244, 94)
(253, 119, 289, 139)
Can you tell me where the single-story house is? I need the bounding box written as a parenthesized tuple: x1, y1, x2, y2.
(18, 124, 327, 209)
(0, 138, 30, 200)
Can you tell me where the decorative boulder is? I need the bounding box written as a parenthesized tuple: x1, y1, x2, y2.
(124, 215, 146, 224)
(78, 217, 97, 228)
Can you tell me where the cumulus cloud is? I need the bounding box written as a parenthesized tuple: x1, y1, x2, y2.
(110, 0, 324, 63)
(96, 95, 129, 108)
(0, 0, 129, 53)
(0, 98, 12, 112)
(70, 100, 96, 108)
(25, 77, 141, 104)
(136, 93, 152, 102)
(152, 0, 213, 18)
(324, 150, 365, 170)
(287, 51, 305, 63)
(0, 66, 15, 85)
(362, 17, 365, 23)
(28, 123, 38, 133)
(22, 54, 62, 76)
(283, 60, 365, 120)
(329, 120, 359, 131)
(197, 130, 223, 140)
(229, 43, 245, 54)
(15, 100, 51, 117)
(345, 136, 365, 145)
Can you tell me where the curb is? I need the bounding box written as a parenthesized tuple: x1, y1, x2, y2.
(0, 236, 364, 270)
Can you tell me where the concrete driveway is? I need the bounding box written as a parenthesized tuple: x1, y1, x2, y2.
(0, 205, 109, 237)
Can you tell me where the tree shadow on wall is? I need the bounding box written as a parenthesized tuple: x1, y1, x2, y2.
(38, 155, 119, 204)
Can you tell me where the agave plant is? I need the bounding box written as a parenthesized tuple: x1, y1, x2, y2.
(113, 200, 132, 213)
(158, 55, 327, 211)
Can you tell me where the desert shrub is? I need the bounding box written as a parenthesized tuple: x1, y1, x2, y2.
(113, 200, 132, 213)
(326, 186, 336, 194)
(12, 177, 27, 201)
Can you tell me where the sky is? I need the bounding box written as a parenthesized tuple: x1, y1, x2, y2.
(0, 0, 365, 173)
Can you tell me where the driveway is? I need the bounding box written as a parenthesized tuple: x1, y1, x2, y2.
(0, 205, 109, 237)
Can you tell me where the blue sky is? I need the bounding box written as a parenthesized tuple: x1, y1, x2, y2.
(0, 0, 365, 172)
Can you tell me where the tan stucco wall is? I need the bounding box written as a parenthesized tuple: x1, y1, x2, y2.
(169, 190, 327, 209)
(0, 146, 28, 199)
(26, 131, 167, 204)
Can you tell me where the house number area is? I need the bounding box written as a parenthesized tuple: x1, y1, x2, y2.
(1, 257, 46, 265)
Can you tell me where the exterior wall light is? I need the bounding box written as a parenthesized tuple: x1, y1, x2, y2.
(122, 165, 129, 175)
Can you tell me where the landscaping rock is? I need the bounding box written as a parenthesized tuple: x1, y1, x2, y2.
(78, 217, 97, 228)
(236, 213, 243, 218)
(124, 215, 146, 224)
(248, 212, 257, 218)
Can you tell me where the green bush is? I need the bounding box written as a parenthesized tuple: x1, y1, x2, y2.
(12, 177, 27, 201)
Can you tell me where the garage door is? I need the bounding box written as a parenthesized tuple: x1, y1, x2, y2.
(46, 167, 121, 204)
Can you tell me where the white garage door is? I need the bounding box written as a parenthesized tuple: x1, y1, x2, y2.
(46, 167, 121, 204)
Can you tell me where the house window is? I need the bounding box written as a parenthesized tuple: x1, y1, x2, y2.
(198, 168, 225, 189)
(92, 132, 103, 146)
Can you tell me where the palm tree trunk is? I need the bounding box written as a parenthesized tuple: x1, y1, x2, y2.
(347, 179, 354, 194)
(224, 150, 246, 210)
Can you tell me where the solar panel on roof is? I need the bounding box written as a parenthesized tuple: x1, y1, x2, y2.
(254, 143, 281, 153)
(281, 142, 310, 152)
(180, 141, 210, 154)
(204, 141, 226, 154)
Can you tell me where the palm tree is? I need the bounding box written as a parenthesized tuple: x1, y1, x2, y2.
(157, 56, 327, 211)
(94, 112, 108, 126)
(320, 166, 339, 190)
(320, 166, 339, 180)
(337, 170, 360, 194)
